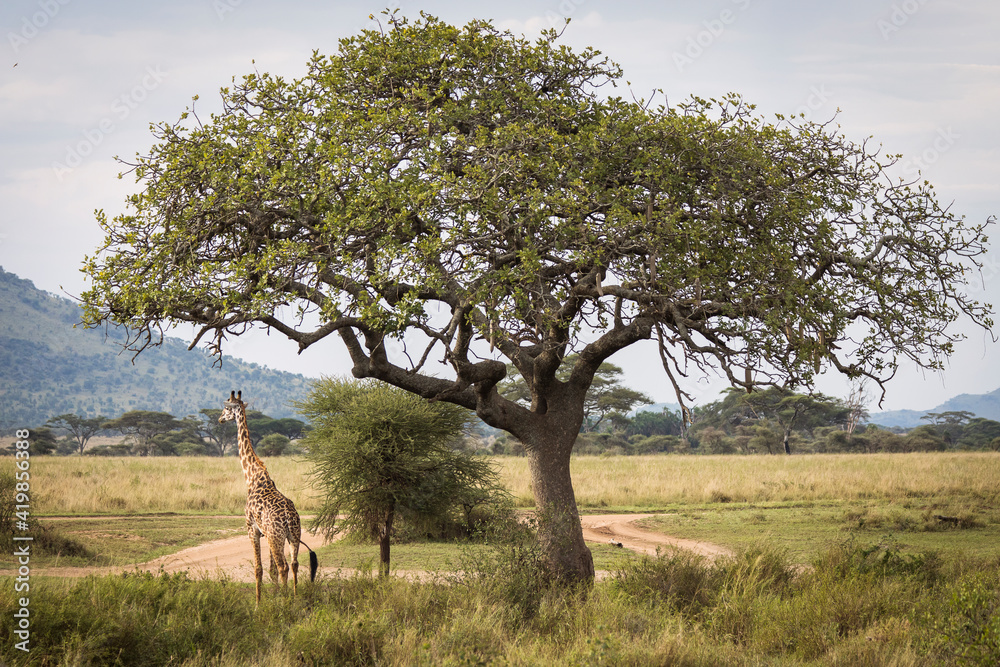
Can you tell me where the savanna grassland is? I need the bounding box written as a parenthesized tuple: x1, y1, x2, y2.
(4, 452, 1000, 665)
(27, 452, 1000, 513)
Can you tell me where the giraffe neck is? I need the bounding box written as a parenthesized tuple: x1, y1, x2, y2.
(235, 406, 266, 486)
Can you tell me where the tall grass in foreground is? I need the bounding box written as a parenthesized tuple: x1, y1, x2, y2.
(25, 452, 1000, 514)
(4, 540, 999, 665)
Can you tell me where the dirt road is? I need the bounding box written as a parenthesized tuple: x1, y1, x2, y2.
(29, 527, 331, 582)
(22, 514, 728, 581)
(580, 514, 731, 558)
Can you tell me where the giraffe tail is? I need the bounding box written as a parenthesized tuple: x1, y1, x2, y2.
(301, 539, 318, 582)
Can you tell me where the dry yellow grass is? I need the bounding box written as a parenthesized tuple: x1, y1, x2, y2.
(498, 452, 1000, 508)
(22, 452, 1000, 514)
(28, 456, 320, 514)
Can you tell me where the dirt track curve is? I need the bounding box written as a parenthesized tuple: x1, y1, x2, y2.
(580, 514, 730, 559)
(18, 515, 729, 581)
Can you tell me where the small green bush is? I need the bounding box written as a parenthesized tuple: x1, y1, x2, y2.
(450, 516, 552, 626)
(285, 608, 388, 666)
(934, 571, 1000, 665)
(816, 537, 943, 585)
(609, 546, 715, 614)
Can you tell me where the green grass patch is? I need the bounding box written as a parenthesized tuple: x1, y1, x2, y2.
(0, 515, 246, 568)
(314, 535, 639, 575)
(315, 537, 479, 574)
(9, 454, 1000, 664)
(637, 497, 1000, 563)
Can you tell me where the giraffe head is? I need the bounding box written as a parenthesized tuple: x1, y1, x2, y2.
(219, 390, 245, 423)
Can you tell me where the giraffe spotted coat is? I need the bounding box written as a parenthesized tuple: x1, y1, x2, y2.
(219, 390, 305, 602)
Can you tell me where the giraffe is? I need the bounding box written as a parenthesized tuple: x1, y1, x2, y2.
(219, 390, 317, 603)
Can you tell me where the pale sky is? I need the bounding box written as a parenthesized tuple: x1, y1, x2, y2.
(1, 0, 997, 414)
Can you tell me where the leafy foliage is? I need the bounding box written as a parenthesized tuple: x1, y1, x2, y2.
(22, 426, 59, 455)
(298, 377, 509, 574)
(44, 414, 107, 455)
(82, 11, 991, 414)
(672, 387, 1000, 454)
(193, 408, 308, 456)
(258, 432, 291, 456)
(451, 515, 552, 627)
(936, 572, 1000, 665)
(101, 410, 197, 456)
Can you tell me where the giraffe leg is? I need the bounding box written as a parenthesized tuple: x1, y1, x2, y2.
(267, 536, 290, 592)
(290, 535, 301, 597)
(268, 554, 279, 584)
(288, 511, 302, 596)
(249, 525, 263, 605)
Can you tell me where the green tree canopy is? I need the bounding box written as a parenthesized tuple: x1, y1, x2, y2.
(196, 408, 308, 455)
(23, 427, 59, 456)
(959, 417, 1000, 449)
(195, 408, 237, 456)
(742, 387, 851, 455)
(921, 410, 976, 447)
(690, 387, 850, 454)
(922, 411, 976, 425)
(102, 411, 192, 456)
(45, 414, 107, 455)
(296, 377, 506, 577)
(257, 433, 291, 456)
(262, 417, 310, 441)
(626, 408, 684, 438)
(81, 12, 993, 583)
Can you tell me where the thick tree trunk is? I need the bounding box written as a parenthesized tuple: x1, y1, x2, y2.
(525, 431, 594, 585)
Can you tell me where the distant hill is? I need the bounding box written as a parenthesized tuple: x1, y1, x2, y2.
(0, 267, 313, 427)
(868, 387, 1000, 428)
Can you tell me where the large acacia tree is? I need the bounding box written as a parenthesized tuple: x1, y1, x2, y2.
(45, 414, 107, 455)
(81, 13, 992, 583)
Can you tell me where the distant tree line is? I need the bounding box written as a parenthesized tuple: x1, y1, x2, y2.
(4, 409, 310, 457)
(490, 382, 1000, 456)
(679, 392, 1000, 455)
(6, 384, 1000, 458)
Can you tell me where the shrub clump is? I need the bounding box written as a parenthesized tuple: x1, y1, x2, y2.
(816, 537, 943, 585)
(609, 546, 717, 614)
(933, 571, 1000, 666)
(450, 515, 553, 627)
